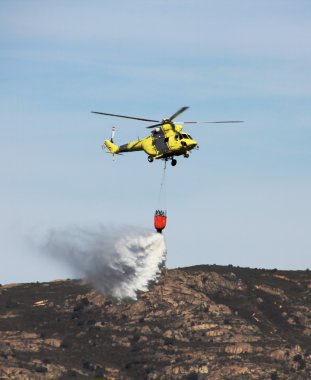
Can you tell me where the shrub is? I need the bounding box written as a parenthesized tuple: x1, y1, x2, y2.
(5, 299, 19, 308)
(86, 319, 96, 326)
(80, 297, 89, 306)
(131, 344, 141, 352)
(187, 372, 198, 380)
(35, 366, 48, 373)
(73, 303, 84, 312)
(125, 362, 133, 369)
(164, 337, 173, 346)
(292, 354, 306, 369)
(293, 354, 302, 362)
(271, 371, 278, 380)
(94, 367, 104, 378)
(65, 369, 77, 377)
(132, 332, 140, 343)
(298, 359, 306, 370)
(82, 360, 91, 370)
(71, 311, 80, 320)
(60, 339, 70, 348)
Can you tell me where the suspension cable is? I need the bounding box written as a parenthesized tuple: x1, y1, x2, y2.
(156, 160, 167, 210)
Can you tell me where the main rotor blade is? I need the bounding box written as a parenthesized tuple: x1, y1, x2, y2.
(146, 123, 163, 129)
(180, 120, 244, 124)
(168, 106, 189, 121)
(91, 111, 159, 123)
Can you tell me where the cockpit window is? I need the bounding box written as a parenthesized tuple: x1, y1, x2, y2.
(188, 135, 192, 139)
(182, 134, 188, 139)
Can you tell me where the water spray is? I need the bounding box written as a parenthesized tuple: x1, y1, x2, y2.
(43, 225, 166, 300)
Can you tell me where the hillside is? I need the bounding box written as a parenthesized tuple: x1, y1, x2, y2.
(0, 265, 310, 379)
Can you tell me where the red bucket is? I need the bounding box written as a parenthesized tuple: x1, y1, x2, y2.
(154, 211, 167, 233)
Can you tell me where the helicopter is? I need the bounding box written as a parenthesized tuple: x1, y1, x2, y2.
(92, 107, 243, 166)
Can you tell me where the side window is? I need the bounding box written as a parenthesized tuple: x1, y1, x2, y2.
(175, 134, 179, 140)
(165, 137, 169, 142)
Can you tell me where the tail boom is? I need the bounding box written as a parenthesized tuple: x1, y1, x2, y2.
(104, 139, 143, 154)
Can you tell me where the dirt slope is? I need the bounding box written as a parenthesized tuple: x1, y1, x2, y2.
(0, 265, 310, 379)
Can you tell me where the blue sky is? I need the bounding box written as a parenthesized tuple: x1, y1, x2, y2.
(0, 0, 310, 283)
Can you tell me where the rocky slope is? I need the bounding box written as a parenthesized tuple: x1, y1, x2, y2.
(0, 265, 310, 379)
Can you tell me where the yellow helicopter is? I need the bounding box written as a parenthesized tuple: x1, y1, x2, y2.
(92, 107, 243, 166)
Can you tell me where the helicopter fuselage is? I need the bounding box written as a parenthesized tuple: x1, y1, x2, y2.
(104, 123, 198, 161)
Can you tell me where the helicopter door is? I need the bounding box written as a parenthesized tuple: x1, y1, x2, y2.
(153, 130, 170, 154)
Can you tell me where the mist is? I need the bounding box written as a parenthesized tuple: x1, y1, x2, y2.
(42, 225, 167, 300)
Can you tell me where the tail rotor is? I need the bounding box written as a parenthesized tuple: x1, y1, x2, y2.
(111, 126, 116, 143)
(102, 126, 120, 161)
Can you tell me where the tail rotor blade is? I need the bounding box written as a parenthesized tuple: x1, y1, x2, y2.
(111, 126, 116, 142)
